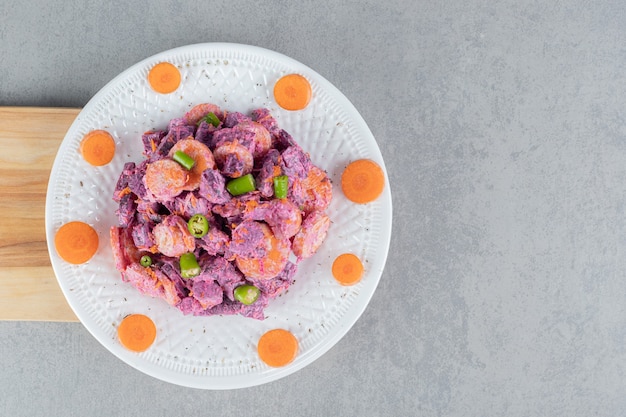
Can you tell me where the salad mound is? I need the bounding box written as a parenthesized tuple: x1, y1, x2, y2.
(110, 104, 332, 320)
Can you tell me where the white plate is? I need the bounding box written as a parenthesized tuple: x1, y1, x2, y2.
(45, 43, 392, 389)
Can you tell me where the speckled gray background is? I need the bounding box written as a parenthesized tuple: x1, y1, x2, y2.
(2, 0, 626, 416)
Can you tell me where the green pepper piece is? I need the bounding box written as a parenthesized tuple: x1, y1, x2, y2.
(140, 255, 152, 267)
(179, 252, 201, 279)
(234, 285, 260, 305)
(187, 214, 209, 238)
(200, 112, 220, 127)
(172, 150, 195, 170)
(226, 173, 256, 196)
(273, 175, 289, 199)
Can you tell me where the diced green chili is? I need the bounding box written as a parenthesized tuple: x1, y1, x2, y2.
(140, 255, 152, 267)
(234, 285, 260, 305)
(273, 175, 289, 199)
(179, 252, 201, 279)
(200, 112, 220, 127)
(172, 150, 195, 170)
(187, 214, 209, 238)
(226, 173, 256, 196)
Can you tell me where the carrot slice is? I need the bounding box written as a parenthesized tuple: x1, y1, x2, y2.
(144, 159, 188, 200)
(148, 62, 181, 94)
(54, 221, 99, 264)
(340, 159, 385, 204)
(332, 253, 364, 286)
(168, 138, 216, 190)
(80, 130, 115, 166)
(257, 329, 298, 367)
(273, 74, 312, 111)
(117, 314, 157, 352)
(235, 223, 290, 280)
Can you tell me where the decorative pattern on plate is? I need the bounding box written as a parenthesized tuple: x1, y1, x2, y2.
(45, 43, 392, 389)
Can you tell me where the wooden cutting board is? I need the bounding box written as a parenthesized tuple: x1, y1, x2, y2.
(0, 107, 80, 321)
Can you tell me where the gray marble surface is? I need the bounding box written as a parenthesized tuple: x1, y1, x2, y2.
(2, 0, 626, 416)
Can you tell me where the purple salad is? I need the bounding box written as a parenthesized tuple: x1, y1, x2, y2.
(110, 104, 332, 320)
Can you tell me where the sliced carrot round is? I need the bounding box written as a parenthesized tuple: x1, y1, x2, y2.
(117, 314, 157, 352)
(235, 223, 290, 280)
(54, 221, 99, 264)
(148, 62, 181, 94)
(257, 329, 298, 367)
(168, 138, 216, 190)
(332, 253, 364, 286)
(144, 159, 188, 200)
(80, 130, 116, 166)
(340, 159, 385, 204)
(273, 74, 312, 111)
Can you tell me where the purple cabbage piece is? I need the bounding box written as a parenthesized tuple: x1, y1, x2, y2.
(280, 145, 312, 179)
(220, 152, 249, 178)
(231, 127, 257, 154)
(198, 225, 229, 256)
(113, 160, 148, 201)
(212, 192, 261, 225)
(136, 199, 163, 223)
(210, 127, 255, 151)
(127, 160, 148, 199)
(195, 121, 219, 148)
(206, 127, 237, 149)
(162, 191, 212, 218)
(116, 193, 136, 228)
(255, 149, 281, 197)
(198, 255, 245, 301)
(177, 297, 204, 315)
(141, 131, 166, 159)
(228, 220, 268, 259)
(168, 117, 187, 129)
(199, 169, 231, 204)
(155, 123, 196, 157)
(159, 260, 190, 300)
(183, 192, 212, 217)
(190, 279, 223, 309)
(249, 261, 297, 297)
(238, 295, 269, 320)
(131, 222, 154, 251)
(198, 298, 244, 317)
(223, 111, 252, 128)
(113, 162, 136, 202)
(273, 129, 297, 151)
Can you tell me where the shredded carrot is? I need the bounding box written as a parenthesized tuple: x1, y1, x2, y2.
(117, 314, 157, 352)
(54, 221, 99, 264)
(80, 130, 116, 166)
(273, 74, 312, 111)
(148, 62, 181, 94)
(332, 253, 364, 286)
(257, 329, 298, 367)
(117, 186, 131, 199)
(340, 159, 385, 204)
